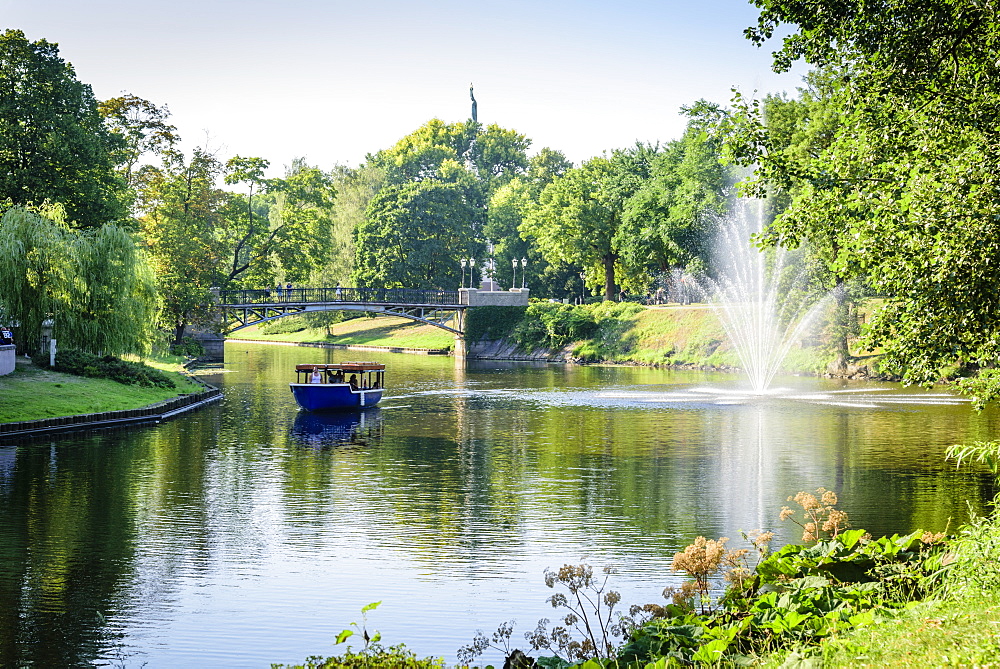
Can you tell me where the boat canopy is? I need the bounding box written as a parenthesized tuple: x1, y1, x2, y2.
(295, 362, 385, 372)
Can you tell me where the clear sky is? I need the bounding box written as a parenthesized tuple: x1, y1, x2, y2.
(3, 0, 807, 176)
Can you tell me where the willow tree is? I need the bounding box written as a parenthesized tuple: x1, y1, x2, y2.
(0, 208, 75, 354)
(0, 207, 157, 355)
(63, 224, 159, 355)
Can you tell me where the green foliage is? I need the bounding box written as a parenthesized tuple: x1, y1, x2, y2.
(521, 149, 655, 301)
(0, 29, 125, 227)
(270, 644, 444, 669)
(511, 303, 598, 351)
(725, 0, 1000, 401)
(570, 303, 645, 362)
(0, 207, 158, 356)
(619, 122, 730, 279)
(464, 306, 528, 342)
(621, 529, 948, 666)
(275, 602, 445, 669)
(168, 336, 205, 358)
(34, 348, 175, 389)
(354, 180, 478, 290)
(98, 93, 180, 190)
(139, 148, 226, 342)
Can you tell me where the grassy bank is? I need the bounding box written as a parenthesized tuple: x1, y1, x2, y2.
(233, 315, 456, 350)
(466, 302, 839, 373)
(0, 354, 204, 423)
(236, 302, 848, 373)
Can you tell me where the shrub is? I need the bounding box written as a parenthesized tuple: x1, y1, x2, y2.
(271, 644, 444, 669)
(512, 303, 597, 351)
(169, 336, 205, 357)
(34, 348, 175, 388)
(464, 306, 528, 342)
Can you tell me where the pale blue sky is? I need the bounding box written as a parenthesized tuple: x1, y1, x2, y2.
(4, 0, 807, 175)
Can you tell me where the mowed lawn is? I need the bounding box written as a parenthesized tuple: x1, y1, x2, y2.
(236, 316, 456, 350)
(0, 356, 204, 423)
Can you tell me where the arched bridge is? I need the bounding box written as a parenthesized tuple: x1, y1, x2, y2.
(217, 286, 530, 336)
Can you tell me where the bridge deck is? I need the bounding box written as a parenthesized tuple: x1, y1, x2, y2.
(219, 287, 460, 307)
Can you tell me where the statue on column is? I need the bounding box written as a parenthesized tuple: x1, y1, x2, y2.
(469, 83, 477, 123)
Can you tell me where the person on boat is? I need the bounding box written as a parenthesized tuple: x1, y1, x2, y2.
(332, 370, 345, 383)
(310, 367, 323, 383)
(348, 374, 358, 390)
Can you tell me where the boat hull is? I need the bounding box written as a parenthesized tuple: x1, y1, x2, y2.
(290, 383, 383, 411)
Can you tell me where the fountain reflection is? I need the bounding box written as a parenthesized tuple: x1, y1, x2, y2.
(289, 408, 383, 448)
(598, 385, 969, 409)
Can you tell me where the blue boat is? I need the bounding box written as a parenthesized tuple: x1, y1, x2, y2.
(290, 362, 385, 411)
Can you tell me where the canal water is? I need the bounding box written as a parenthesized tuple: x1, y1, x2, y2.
(1, 343, 997, 667)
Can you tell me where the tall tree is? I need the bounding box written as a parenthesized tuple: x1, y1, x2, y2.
(354, 179, 478, 290)
(521, 148, 655, 300)
(734, 0, 1000, 391)
(0, 30, 125, 227)
(485, 148, 574, 293)
(620, 122, 729, 281)
(63, 224, 158, 355)
(99, 93, 180, 190)
(267, 159, 337, 285)
(139, 149, 226, 344)
(222, 155, 273, 286)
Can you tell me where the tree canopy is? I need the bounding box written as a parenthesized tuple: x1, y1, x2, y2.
(728, 0, 1000, 393)
(0, 29, 125, 227)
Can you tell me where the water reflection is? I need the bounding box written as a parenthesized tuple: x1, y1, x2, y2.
(289, 408, 383, 448)
(0, 346, 996, 667)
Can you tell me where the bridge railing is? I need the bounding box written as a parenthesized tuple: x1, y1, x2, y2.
(219, 286, 461, 306)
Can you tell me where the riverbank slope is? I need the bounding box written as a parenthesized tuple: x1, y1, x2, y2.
(241, 303, 844, 375)
(0, 354, 205, 423)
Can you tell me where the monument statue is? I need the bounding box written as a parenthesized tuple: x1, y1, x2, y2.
(469, 83, 478, 123)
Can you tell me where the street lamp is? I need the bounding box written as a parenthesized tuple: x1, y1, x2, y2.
(521, 258, 528, 289)
(469, 258, 476, 288)
(460, 258, 467, 289)
(511, 258, 518, 290)
(579, 271, 586, 305)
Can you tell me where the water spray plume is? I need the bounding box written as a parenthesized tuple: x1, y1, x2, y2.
(708, 199, 827, 393)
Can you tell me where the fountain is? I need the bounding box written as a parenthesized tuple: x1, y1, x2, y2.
(706, 198, 827, 393)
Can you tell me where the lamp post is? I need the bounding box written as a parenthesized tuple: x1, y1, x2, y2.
(521, 257, 528, 289)
(460, 258, 467, 289)
(511, 258, 518, 290)
(469, 258, 476, 288)
(579, 271, 586, 305)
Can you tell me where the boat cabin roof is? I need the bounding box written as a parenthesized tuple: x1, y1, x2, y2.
(295, 362, 385, 372)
